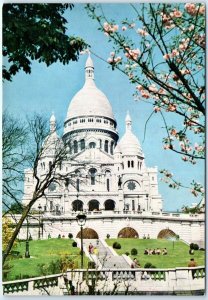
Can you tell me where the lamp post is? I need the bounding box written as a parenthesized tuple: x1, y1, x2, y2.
(76, 213, 87, 269)
(25, 217, 30, 258)
(38, 204, 42, 240)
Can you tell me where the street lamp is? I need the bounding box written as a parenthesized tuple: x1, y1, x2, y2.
(76, 213, 87, 269)
(25, 217, 30, 258)
(38, 204, 42, 239)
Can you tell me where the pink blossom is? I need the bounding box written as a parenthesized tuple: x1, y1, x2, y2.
(107, 57, 113, 63)
(185, 3, 196, 15)
(136, 85, 143, 91)
(163, 144, 170, 149)
(173, 10, 182, 18)
(149, 84, 157, 93)
(170, 129, 177, 136)
(122, 26, 127, 31)
(110, 52, 115, 57)
(163, 53, 171, 60)
(189, 24, 195, 31)
(180, 69, 190, 75)
(167, 104, 177, 112)
(171, 49, 179, 57)
(137, 28, 149, 36)
(140, 90, 150, 99)
(154, 106, 161, 112)
(114, 56, 122, 63)
(125, 48, 141, 60)
(103, 22, 119, 34)
(129, 23, 135, 28)
(182, 156, 188, 161)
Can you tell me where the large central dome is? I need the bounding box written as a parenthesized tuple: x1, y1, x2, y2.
(66, 55, 115, 120)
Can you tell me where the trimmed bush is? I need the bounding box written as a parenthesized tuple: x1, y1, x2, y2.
(113, 242, 121, 249)
(72, 241, 77, 247)
(68, 233, 73, 239)
(88, 261, 96, 269)
(131, 248, 138, 255)
(125, 252, 130, 256)
(58, 234, 61, 239)
(193, 243, 199, 250)
(106, 234, 110, 239)
(144, 262, 156, 268)
(190, 243, 195, 249)
(199, 248, 205, 251)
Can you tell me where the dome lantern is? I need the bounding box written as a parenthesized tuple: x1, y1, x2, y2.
(50, 112, 56, 133)
(85, 52, 94, 81)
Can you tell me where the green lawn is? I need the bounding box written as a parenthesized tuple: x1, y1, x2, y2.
(5, 238, 89, 281)
(106, 239, 205, 268)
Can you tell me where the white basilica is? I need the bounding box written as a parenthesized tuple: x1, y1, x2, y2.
(22, 55, 163, 215)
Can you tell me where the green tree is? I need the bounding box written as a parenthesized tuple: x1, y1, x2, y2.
(86, 3, 205, 198)
(3, 3, 87, 81)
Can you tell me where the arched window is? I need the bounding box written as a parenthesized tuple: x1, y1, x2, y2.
(89, 168, 97, 185)
(72, 200, 83, 211)
(104, 200, 115, 211)
(128, 161, 130, 168)
(88, 200, 99, 211)
(110, 141, 114, 155)
(74, 141, 78, 153)
(131, 161, 134, 168)
(104, 140, 109, 153)
(107, 179, 110, 191)
(80, 139, 85, 150)
(89, 142, 96, 149)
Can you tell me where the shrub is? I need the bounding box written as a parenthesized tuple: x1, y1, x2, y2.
(58, 234, 61, 239)
(144, 262, 156, 268)
(68, 233, 73, 239)
(88, 261, 96, 269)
(131, 248, 138, 255)
(113, 242, 121, 249)
(106, 234, 110, 239)
(190, 243, 195, 249)
(72, 241, 77, 247)
(125, 252, 130, 256)
(193, 243, 199, 250)
(199, 248, 205, 251)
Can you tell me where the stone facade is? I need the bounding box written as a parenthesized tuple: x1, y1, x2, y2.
(22, 54, 162, 215)
(21, 55, 204, 245)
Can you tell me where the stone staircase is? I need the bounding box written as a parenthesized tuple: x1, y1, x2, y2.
(83, 239, 131, 269)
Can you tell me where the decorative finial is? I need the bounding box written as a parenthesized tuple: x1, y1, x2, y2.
(50, 112, 56, 133)
(125, 111, 132, 131)
(85, 51, 94, 80)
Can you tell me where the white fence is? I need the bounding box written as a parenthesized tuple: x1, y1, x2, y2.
(2, 266, 205, 296)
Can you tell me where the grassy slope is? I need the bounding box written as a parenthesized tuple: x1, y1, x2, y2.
(6, 238, 89, 281)
(106, 239, 205, 268)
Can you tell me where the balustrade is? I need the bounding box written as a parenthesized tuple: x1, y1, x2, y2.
(3, 267, 205, 295)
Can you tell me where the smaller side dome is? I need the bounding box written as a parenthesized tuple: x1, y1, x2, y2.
(114, 143, 122, 154)
(117, 112, 143, 156)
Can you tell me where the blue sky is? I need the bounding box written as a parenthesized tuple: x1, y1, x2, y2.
(3, 4, 204, 211)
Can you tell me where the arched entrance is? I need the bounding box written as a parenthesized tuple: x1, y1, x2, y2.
(118, 227, 139, 238)
(72, 200, 83, 212)
(157, 229, 177, 239)
(76, 228, 99, 239)
(88, 200, 99, 211)
(104, 199, 115, 211)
